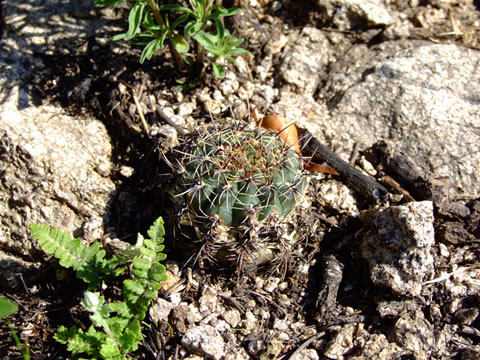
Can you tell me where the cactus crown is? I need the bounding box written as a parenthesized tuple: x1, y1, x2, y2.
(178, 124, 306, 227)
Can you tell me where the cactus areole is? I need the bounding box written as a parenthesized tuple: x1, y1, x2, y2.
(179, 126, 306, 227)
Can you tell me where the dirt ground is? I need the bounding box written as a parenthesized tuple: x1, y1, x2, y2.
(1, 0, 480, 359)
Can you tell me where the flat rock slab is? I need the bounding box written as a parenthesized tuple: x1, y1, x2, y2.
(0, 0, 115, 270)
(275, 41, 480, 197)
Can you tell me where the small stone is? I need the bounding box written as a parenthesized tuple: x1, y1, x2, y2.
(264, 277, 280, 293)
(177, 102, 195, 117)
(224, 347, 250, 360)
(280, 27, 331, 95)
(316, 180, 359, 216)
(324, 324, 355, 359)
(241, 310, 258, 330)
(393, 309, 435, 354)
(221, 309, 241, 328)
(265, 33, 288, 55)
(273, 318, 288, 331)
(360, 201, 435, 297)
(350, 333, 402, 359)
(291, 349, 319, 360)
(219, 72, 239, 96)
(198, 286, 220, 314)
(119, 165, 134, 178)
(149, 298, 174, 322)
(181, 325, 225, 360)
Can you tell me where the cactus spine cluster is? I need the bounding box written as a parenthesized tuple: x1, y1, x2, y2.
(176, 122, 306, 269)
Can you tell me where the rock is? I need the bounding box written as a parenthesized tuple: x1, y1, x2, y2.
(360, 201, 435, 297)
(224, 347, 250, 360)
(322, 41, 480, 197)
(350, 333, 402, 360)
(0, 98, 114, 288)
(314, 0, 394, 29)
(314, 180, 359, 216)
(291, 349, 319, 360)
(275, 41, 480, 197)
(279, 27, 332, 95)
(324, 323, 355, 359)
(393, 309, 435, 357)
(149, 298, 174, 322)
(377, 300, 419, 318)
(221, 309, 241, 328)
(0, 0, 115, 290)
(181, 324, 225, 360)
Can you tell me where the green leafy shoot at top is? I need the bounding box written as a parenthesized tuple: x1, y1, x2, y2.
(29, 216, 167, 360)
(94, 0, 251, 79)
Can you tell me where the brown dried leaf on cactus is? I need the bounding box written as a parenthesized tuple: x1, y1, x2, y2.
(254, 112, 338, 175)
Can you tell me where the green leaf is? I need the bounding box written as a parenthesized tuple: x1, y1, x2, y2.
(0, 297, 18, 319)
(147, 216, 165, 246)
(172, 33, 190, 53)
(212, 63, 225, 79)
(119, 319, 141, 352)
(172, 13, 191, 31)
(225, 47, 250, 56)
(194, 30, 218, 53)
(94, 0, 125, 8)
(54, 325, 102, 355)
(209, 6, 240, 18)
(99, 337, 122, 358)
(124, 2, 146, 40)
(159, 4, 193, 14)
(30, 224, 107, 288)
(185, 20, 203, 36)
(215, 18, 224, 41)
(112, 33, 127, 41)
(140, 36, 166, 63)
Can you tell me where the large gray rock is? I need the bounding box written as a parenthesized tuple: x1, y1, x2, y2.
(0, 88, 115, 256)
(274, 41, 480, 197)
(0, 0, 115, 288)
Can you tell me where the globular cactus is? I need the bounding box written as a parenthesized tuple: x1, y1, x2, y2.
(175, 122, 307, 270)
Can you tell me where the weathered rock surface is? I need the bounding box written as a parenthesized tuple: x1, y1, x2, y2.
(279, 27, 332, 95)
(0, 88, 115, 259)
(274, 41, 480, 197)
(181, 324, 225, 360)
(0, 1, 115, 290)
(360, 201, 435, 297)
(314, 0, 394, 29)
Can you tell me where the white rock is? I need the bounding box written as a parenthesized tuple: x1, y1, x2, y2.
(360, 201, 435, 297)
(280, 27, 332, 95)
(291, 349, 319, 360)
(181, 325, 225, 360)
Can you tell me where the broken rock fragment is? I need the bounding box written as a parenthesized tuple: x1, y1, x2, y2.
(360, 201, 435, 297)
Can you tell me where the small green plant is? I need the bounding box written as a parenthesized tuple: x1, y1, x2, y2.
(175, 123, 306, 269)
(95, 0, 251, 79)
(0, 297, 30, 360)
(29, 216, 167, 360)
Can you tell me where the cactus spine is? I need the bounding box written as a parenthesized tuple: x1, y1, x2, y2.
(176, 122, 306, 269)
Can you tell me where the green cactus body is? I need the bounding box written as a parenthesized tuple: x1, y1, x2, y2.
(175, 123, 307, 270)
(180, 127, 306, 227)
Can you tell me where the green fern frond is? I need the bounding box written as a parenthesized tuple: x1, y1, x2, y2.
(33, 216, 168, 359)
(29, 224, 108, 289)
(54, 325, 104, 356)
(124, 217, 168, 317)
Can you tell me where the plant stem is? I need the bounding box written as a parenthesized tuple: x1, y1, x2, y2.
(147, 0, 165, 26)
(147, 0, 187, 72)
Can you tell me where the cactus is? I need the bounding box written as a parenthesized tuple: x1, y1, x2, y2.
(175, 122, 307, 270)
(179, 125, 306, 227)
